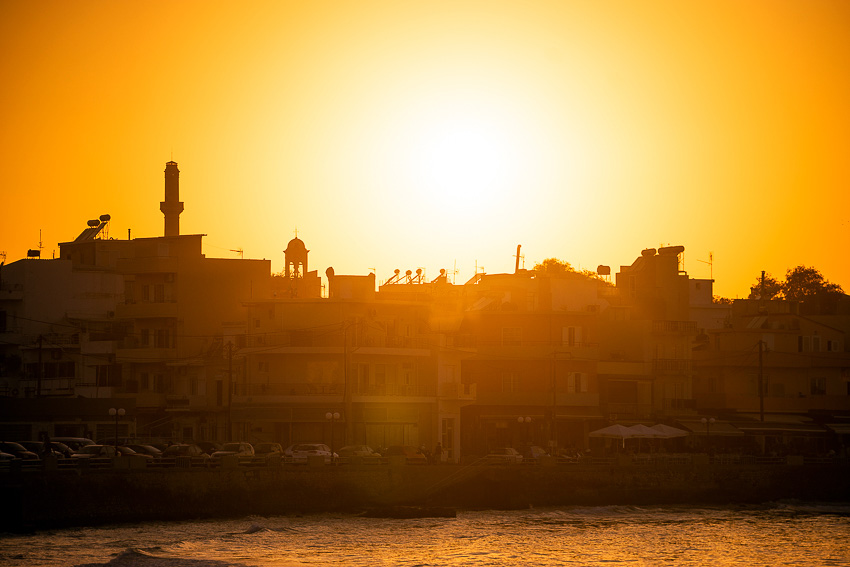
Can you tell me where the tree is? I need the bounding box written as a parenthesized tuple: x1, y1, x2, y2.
(782, 265, 843, 301)
(532, 258, 609, 284)
(747, 266, 843, 301)
(532, 258, 575, 277)
(748, 273, 783, 300)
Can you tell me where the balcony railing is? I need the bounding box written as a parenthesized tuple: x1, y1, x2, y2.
(653, 359, 692, 374)
(652, 320, 698, 334)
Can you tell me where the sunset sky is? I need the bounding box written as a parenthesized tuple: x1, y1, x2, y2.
(1, 1, 848, 298)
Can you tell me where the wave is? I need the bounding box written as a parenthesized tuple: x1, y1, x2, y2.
(73, 547, 251, 567)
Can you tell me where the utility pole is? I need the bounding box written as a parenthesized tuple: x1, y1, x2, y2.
(758, 339, 765, 422)
(227, 341, 233, 440)
(343, 320, 353, 447)
(37, 335, 44, 397)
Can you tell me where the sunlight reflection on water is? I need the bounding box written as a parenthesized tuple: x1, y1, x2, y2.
(1, 503, 849, 567)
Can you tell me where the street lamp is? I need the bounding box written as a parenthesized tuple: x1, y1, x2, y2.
(109, 407, 125, 455)
(701, 417, 715, 452)
(518, 416, 531, 448)
(326, 411, 340, 462)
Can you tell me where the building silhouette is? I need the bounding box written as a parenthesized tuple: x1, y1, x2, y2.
(1, 162, 848, 458)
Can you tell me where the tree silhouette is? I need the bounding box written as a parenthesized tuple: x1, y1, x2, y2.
(532, 258, 605, 282)
(533, 258, 575, 276)
(748, 273, 783, 300)
(748, 266, 843, 301)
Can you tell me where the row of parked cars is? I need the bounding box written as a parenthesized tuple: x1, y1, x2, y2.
(1, 438, 433, 466)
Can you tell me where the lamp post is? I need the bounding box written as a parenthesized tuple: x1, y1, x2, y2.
(518, 416, 531, 448)
(109, 407, 125, 456)
(326, 411, 340, 462)
(701, 417, 715, 452)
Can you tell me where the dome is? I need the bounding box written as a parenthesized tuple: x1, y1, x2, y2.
(284, 237, 308, 254)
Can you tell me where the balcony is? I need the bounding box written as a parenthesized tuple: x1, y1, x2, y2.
(115, 301, 178, 319)
(554, 392, 599, 406)
(652, 321, 698, 335)
(653, 359, 692, 375)
(116, 256, 179, 274)
(605, 402, 653, 420)
(355, 383, 436, 398)
(116, 346, 178, 361)
(438, 382, 477, 400)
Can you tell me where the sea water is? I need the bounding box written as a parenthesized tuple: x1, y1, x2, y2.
(2, 502, 849, 566)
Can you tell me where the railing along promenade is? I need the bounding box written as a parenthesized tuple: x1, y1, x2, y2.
(0, 452, 842, 475)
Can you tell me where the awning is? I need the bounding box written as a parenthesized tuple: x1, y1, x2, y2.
(678, 420, 744, 437)
(826, 423, 850, 435)
(732, 421, 828, 434)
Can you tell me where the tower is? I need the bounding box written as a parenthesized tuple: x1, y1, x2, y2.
(160, 161, 184, 237)
(284, 236, 308, 278)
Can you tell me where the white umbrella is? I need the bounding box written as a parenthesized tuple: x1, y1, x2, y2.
(650, 424, 689, 438)
(589, 424, 648, 448)
(629, 424, 666, 438)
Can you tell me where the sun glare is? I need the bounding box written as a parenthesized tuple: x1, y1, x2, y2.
(391, 98, 538, 224)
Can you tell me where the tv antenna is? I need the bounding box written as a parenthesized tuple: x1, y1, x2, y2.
(696, 252, 714, 279)
(230, 248, 244, 259)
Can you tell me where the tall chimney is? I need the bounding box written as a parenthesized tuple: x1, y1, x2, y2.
(160, 161, 184, 237)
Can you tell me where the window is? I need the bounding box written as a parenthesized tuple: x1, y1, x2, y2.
(501, 373, 517, 393)
(502, 327, 522, 346)
(155, 329, 170, 348)
(810, 377, 826, 396)
(562, 326, 583, 347)
(567, 372, 587, 393)
(154, 284, 165, 303)
(140, 328, 150, 346)
(258, 361, 269, 372)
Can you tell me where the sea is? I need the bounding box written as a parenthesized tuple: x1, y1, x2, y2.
(2, 502, 849, 566)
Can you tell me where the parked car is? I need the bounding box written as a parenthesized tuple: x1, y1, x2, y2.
(18, 441, 65, 459)
(383, 445, 428, 465)
(71, 445, 117, 459)
(254, 442, 283, 457)
(162, 444, 210, 458)
(211, 442, 255, 458)
(0, 441, 39, 460)
(290, 443, 335, 464)
(51, 437, 95, 452)
(125, 444, 163, 459)
(50, 441, 74, 458)
(117, 446, 155, 461)
(337, 445, 380, 458)
(524, 446, 549, 461)
(194, 441, 223, 455)
(485, 447, 524, 464)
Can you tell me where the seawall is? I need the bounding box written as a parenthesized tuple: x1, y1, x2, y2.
(3, 460, 848, 531)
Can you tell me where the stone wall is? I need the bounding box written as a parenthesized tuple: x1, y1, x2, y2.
(3, 461, 848, 531)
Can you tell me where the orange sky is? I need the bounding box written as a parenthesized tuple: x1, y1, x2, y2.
(1, 1, 848, 298)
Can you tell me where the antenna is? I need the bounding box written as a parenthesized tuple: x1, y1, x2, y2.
(696, 252, 714, 279)
(230, 248, 244, 259)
